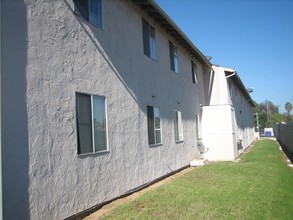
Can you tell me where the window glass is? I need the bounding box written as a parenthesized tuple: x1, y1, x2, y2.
(93, 96, 107, 152)
(89, 0, 103, 28)
(173, 46, 179, 73)
(154, 107, 160, 129)
(149, 26, 157, 60)
(76, 93, 108, 154)
(74, 0, 89, 19)
(169, 41, 179, 73)
(147, 106, 161, 145)
(155, 130, 161, 144)
(191, 61, 198, 84)
(74, 0, 103, 29)
(142, 18, 157, 60)
(76, 93, 93, 154)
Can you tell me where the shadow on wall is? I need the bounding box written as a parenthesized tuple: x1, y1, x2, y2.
(64, 0, 208, 121)
(2, 0, 30, 219)
(203, 66, 215, 106)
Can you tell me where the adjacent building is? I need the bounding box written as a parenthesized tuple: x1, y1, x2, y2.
(1, 0, 255, 219)
(201, 65, 255, 161)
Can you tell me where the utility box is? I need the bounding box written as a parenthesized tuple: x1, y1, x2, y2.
(264, 128, 274, 137)
(265, 131, 272, 137)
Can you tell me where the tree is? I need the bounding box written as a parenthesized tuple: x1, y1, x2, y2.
(285, 102, 293, 123)
(253, 100, 286, 130)
(285, 102, 292, 115)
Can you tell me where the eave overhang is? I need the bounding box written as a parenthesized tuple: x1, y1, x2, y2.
(132, 0, 211, 68)
(224, 69, 255, 107)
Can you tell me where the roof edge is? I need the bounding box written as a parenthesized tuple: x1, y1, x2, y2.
(133, 0, 212, 67)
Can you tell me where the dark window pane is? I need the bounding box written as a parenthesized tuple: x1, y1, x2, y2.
(169, 41, 174, 71)
(78, 124, 93, 154)
(76, 93, 91, 124)
(191, 61, 195, 84)
(147, 106, 155, 145)
(142, 18, 150, 57)
(74, 0, 89, 20)
(149, 26, 156, 59)
(76, 93, 93, 154)
(89, 0, 103, 28)
(173, 46, 179, 73)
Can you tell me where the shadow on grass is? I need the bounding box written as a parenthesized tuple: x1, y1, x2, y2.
(278, 140, 293, 163)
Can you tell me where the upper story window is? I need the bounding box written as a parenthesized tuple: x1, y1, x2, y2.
(74, 0, 103, 29)
(191, 61, 198, 84)
(174, 111, 184, 142)
(147, 106, 162, 145)
(169, 41, 179, 74)
(76, 93, 108, 154)
(142, 18, 157, 60)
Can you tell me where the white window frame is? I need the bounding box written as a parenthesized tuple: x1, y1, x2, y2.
(196, 114, 202, 140)
(174, 110, 184, 142)
(76, 92, 109, 155)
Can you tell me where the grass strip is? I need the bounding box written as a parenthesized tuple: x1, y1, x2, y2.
(102, 140, 293, 220)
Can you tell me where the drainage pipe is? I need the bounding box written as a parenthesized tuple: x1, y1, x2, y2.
(225, 70, 236, 79)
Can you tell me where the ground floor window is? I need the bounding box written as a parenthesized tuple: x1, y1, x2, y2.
(76, 93, 108, 154)
(147, 106, 162, 145)
(174, 111, 184, 142)
(196, 114, 202, 139)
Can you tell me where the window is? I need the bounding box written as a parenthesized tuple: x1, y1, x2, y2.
(147, 106, 162, 145)
(76, 93, 108, 154)
(169, 41, 179, 73)
(174, 111, 184, 142)
(142, 18, 157, 60)
(191, 61, 198, 84)
(196, 114, 202, 139)
(74, 0, 103, 29)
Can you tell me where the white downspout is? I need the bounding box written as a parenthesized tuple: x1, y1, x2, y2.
(225, 70, 236, 79)
(0, 0, 3, 218)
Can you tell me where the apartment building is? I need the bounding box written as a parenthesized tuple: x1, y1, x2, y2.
(1, 0, 212, 219)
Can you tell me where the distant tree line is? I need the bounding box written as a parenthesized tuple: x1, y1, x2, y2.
(253, 100, 292, 130)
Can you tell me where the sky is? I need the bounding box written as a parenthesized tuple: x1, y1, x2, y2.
(155, 0, 293, 113)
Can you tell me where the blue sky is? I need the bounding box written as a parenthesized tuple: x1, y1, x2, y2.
(155, 0, 293, 113)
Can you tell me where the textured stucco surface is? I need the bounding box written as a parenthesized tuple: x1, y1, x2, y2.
(1, 0, 209, 219)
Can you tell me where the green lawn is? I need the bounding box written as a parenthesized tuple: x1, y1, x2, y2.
(102, 140, 293, 220)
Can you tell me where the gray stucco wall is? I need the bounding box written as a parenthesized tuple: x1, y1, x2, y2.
(1, 0, 209, 219)
(229, 80, 255, 152)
